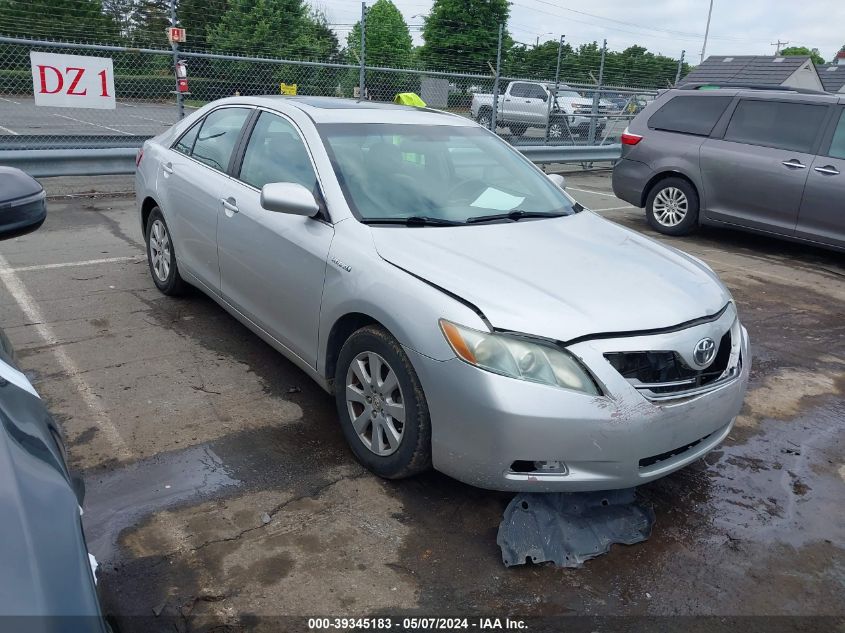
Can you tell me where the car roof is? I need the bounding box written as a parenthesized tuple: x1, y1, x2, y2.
(668, 84, 843, 104)
(220, 95, 476, 126)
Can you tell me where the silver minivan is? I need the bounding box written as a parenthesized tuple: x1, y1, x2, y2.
(613, 85, 845, 251)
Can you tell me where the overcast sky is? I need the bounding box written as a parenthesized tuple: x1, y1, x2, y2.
(320, 0, 845, 63)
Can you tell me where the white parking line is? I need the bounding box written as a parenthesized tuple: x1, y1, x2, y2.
(0, 124, 19, 135)
(0, 96, 22, 105)
(0, 256, 141, 275)
(51, 113, 134, 136)
(568, 186, 619, 198)
(592, 205, 635, 211)
(0, 251, 133, 460)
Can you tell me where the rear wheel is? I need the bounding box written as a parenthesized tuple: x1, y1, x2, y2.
(145, 207, 185, 295)
(334, 326, 431, 479)
(645, 177, 700, 236)
(476, 108, 493, 130)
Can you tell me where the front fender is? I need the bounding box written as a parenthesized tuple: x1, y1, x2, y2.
(317, 220, 485, 376)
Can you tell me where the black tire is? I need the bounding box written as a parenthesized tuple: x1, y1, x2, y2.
(476, 108, 493, 129)
(334, 325, 431, 479)
(145, 207, 186, 295)
(547, 118, 571, 142)
(645, 177, 700, 236)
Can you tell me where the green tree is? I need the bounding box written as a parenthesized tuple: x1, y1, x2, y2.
(346, 0, 412, 68)
(420, 0, 511, 74)
(130, 0, 171, 47)
(0, 0, 117, 41)
(780, 46, 825, 66)
(176, 0, 229, 52)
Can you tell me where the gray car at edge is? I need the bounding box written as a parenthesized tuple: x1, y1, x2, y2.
(135, 96, 750, 492)
(613, 84, 845, 250)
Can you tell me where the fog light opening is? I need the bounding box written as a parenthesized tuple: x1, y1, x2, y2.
(508, 460, 569, 476)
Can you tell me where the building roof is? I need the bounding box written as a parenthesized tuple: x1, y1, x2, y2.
(818, 64, 845, 93)
(678, 55, 813, 86)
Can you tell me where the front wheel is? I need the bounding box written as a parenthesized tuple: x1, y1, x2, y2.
(334, 326, 431, 479)
(645, 177, 700, 236)
(547, 119, 571, 142)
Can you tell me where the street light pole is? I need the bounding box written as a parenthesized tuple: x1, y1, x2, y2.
(700, 0, 714, 63)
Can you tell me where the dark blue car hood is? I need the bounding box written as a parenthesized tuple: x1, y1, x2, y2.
(0, 374, 105, 625)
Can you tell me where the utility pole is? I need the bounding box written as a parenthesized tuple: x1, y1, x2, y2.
(589, 39, 606, 145)
(675, 49, 685, 85)
(700, 0, 713, 63)
(170, 0, 184, 119)
(358, 2, 367, 101)
(771, 40, 789, 55)
(545, 34, 565, 143)
(490, 23, 504, 133)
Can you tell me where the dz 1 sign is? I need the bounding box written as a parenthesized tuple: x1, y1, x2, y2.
(30, 51, 116, 110)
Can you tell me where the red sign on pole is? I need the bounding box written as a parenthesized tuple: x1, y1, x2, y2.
(167, 27, 186, 43)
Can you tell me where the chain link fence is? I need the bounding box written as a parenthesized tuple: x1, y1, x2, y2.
(0, 34, 660, 155)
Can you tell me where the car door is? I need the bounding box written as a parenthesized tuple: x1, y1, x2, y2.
(163, 106, 252, 292)
(217, 110, 334, 366)
(795, 106, 845, 248)
(503, 83, 529, 123)
(520, 83, 549, 126)
(699, 98, 830, 235)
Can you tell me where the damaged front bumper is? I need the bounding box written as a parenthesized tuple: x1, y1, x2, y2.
(408, 314, 750, 492)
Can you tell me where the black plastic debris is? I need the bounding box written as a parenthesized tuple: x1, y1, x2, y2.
(497, 489, 655, 567)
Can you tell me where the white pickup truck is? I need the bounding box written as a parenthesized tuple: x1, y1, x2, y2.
(470, 81, 609, 139)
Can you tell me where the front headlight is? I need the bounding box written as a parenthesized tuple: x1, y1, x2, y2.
(439, 320, 600, 395)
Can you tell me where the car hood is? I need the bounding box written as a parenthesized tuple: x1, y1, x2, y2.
(0, 377, 104, 622)
(371, 212, 730, 342)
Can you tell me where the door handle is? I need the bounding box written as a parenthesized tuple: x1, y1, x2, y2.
(162, 163, 174, 175)
(781, 160, 806, 169)
(220, 197, 239, 214)
(813, 165, 840, 175)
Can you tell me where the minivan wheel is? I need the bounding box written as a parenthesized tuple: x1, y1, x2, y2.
(334, 326, 431, 479)
(145, 207, 185, 295)
(646, 177, 700, 236)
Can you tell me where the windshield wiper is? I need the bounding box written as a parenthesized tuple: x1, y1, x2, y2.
(465, 210, 567, 224)
(360, 216, 464, 227)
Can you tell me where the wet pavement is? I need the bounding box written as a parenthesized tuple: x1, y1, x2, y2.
(0, 172, 842, 629)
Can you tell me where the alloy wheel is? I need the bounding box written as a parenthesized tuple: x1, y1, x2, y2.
(149, 219, 171, 283)
(345, 351, 405, 456)
(652, 187, 688, 227)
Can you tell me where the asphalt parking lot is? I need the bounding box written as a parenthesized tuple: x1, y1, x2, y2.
(0, 97, 178, 137)
(0, 171, 843, 630)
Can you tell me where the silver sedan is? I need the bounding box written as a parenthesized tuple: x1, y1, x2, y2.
(135, 96, 750, 491)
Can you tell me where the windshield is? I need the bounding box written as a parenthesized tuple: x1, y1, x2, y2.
(319, 124, 576, 224)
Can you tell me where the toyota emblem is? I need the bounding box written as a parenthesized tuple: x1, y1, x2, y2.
(693, 337, 717, 367)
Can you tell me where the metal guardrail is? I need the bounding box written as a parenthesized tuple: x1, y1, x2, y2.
(0, 144, 621, 178)
(0, 148, 138, 177)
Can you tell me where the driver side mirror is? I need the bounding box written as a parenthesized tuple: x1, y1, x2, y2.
(546, 173, 566, 190)
(260, 182, 320, 217)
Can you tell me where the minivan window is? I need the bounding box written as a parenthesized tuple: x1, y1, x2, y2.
(191, 107, 251, 172)
(724, 100, 828, 154)
(238, 112, 318, 191)
(647, 95, 733, 136)
(828, 109, 845, 160)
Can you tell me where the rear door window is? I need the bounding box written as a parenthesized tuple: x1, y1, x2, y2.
(724, 100, 829, 153)
(647, 95, 733, 136)
(173, 121, 200, 156)
(827, 109, 845, 159)
(191, 107, 251, 172)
